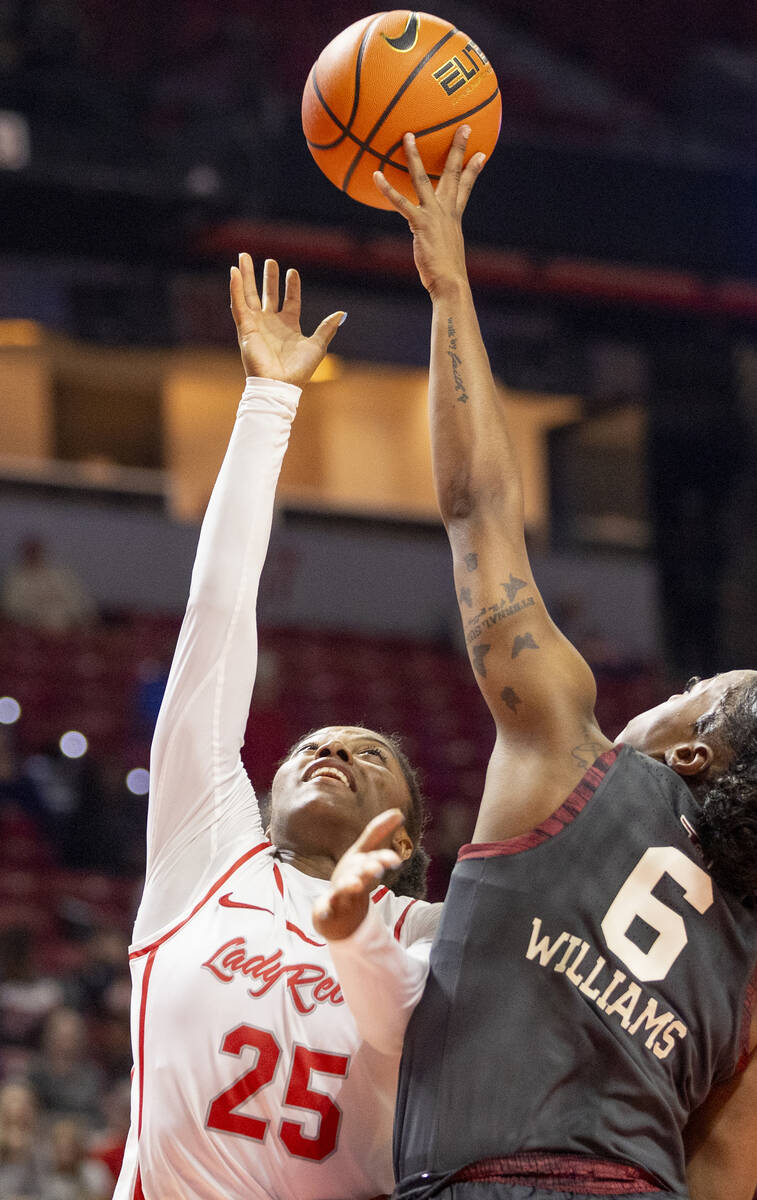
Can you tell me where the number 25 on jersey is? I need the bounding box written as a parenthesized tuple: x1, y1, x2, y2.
(206, 1024, 349, 1161)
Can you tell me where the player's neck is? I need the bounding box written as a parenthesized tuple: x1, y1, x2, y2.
(274, 845, 337, 881)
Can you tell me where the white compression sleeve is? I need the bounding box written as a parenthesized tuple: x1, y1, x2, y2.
(134, 378, 300, 942)
(328, 903, 431, 1056)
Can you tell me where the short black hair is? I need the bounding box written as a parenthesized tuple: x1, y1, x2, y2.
(693, 676, 757, 897)
(265, 726, 430, 900)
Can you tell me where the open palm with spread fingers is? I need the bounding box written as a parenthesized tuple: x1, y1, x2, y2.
(230, 253, 345, 388)
(373, 125, 486, 298)
(313, 809, 404, 941)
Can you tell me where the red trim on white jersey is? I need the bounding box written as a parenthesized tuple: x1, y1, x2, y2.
(134, 1167, 145, 1200)
(137, 949, 157, 1137)
(273, 862, 285, 897)
(371, 885, 389, 903)
(393, 899, 418, 942)
(285, 920, 325, 947)
(129, 840, 271, 961)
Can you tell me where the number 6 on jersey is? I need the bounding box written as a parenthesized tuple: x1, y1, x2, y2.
(601, 846, 713, 982)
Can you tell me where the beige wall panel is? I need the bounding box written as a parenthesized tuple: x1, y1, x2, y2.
(0, 345, 52, 458)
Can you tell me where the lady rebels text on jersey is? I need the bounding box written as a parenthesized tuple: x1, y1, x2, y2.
(113, 379, 437, 1200)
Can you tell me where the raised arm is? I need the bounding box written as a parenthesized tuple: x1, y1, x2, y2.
(375, 132, 611, 842)
(313, 811, 431, 1055)
(134, 258, 343, 939)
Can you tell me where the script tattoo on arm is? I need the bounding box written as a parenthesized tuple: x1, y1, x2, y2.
(471, 643, 491, 678)
(571, 741, 607, 769)
(511, 632, 539, 658)
(447, 318, 469, 403)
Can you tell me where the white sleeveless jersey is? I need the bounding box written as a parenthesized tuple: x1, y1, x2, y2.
(113, 379, 439, 1200)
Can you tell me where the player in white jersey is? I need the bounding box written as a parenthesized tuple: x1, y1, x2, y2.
(113, 255, 439, 1200)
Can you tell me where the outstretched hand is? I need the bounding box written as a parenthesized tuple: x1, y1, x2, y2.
(373, 126, 486, 299)
(312, 809, 405, 941)
(230, 253, 345, 388)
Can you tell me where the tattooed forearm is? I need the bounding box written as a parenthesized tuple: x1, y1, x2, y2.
(447, 318, 469, 403)
(512, 632, 539, 658)
(501, 687, 522, 714)
(503, 574, 527, 603)
(464, 552, 478, 573)
(459, 586, 473, 608)
(471, 643, 491, 678)
(465, 594, 536, 644)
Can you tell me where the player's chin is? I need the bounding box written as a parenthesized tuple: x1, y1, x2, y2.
(615, 715, 649, 750)
(298, 782, 360, 818)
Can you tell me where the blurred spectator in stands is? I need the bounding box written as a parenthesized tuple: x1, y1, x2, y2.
(0, 726, 54, 847)
(23, 744, 94, 872)
(1, 537, 96, 633)
(94, 1009, 131, 1088)
(87, 1078, 131, 1188)
(41, 1116, 111, 1199)
(27, 1007, 104, 1129)
(0, 1078, 47, 1197)
(24, 744, 137, 875)
(133, 656, 169, 739)
(0, 926, 64, 1056)
(63, 928, 130, 1022)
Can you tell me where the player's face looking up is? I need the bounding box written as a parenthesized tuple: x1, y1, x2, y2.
(269, 726, 415, 873)
(616, 668, 757, 777)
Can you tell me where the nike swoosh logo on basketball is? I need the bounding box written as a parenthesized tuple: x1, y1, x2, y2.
(219, 893, 274, 915)
(382, 11, 419, 53)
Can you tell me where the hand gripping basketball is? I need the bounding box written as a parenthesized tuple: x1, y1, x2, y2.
(374, 125, 486, 298)
(302, 11, 500, 210)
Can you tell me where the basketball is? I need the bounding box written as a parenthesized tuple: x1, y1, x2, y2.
(302, 11, 501, 209)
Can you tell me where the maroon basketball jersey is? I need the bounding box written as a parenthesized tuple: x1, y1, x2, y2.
(394, 747, 757, 1196)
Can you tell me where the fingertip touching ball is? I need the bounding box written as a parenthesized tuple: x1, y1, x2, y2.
(302, 10, 501, 209)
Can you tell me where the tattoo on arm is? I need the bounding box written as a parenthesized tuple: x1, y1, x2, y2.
(500, 687, 522, 714)
(571, 742, 606, 769)
(459, 586, 472, 608)
(471, 643, 491, 678)
(503, 574, 528, 603)
(511, 632, 539, 658)
(447, 318, 469, 404)
(464, 552, 478, 573)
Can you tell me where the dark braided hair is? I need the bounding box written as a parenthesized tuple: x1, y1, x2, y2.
(692, 676, 757, 897)
(263, 726, 430, 900)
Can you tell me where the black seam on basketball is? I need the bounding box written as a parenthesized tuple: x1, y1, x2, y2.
(306, 121, 441, 179)
(377, 85, 501, 173)
(307, 18, 379, 150)
(341, 26, 457, 194)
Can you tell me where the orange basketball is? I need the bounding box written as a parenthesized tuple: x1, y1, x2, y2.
(302, 10, 501, 209)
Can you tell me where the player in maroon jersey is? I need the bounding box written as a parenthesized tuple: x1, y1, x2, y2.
(316, 129, 757, 1200)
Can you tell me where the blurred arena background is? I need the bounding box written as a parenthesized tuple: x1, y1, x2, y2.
(0, 0, 756, 1192)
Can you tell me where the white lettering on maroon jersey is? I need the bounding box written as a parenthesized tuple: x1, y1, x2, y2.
(525, 916, 687, 1059)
